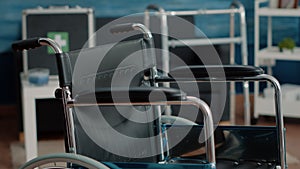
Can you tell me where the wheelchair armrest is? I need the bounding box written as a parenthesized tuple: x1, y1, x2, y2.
(74, 87, 186, 104)
(155, 65, 264, 82)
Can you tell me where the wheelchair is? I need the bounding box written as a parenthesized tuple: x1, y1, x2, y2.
(12, 23, 286, 169)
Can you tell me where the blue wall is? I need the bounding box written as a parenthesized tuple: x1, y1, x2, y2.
(0, 0, 299, 104)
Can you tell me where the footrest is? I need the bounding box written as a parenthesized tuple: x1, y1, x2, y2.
(104, 162, 216, 169)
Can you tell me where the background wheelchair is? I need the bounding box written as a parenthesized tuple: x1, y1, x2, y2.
(12, 23, 286, 169)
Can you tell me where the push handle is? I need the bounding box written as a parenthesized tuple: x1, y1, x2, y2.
(110, 23, 152, 40)
(12, 38, 41, 51)
(12, 37, 62, 54)
(12, 37, 69, 87)
(110, 23, 136, 34)
(146, 4, 161, 11)
(144, 4, 165, 29)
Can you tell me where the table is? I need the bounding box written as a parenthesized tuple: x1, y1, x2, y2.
(20, 74, 59, 161)
(254, 0, 300, 119)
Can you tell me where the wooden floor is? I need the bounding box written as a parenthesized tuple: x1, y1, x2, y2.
(0, 107, 19, 169)
(0, 103, 300, 169)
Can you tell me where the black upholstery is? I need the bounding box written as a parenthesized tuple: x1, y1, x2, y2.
(75, 87, 186, 104)
(171, 65, 264, 78)
(73, 105, 159, 162)
(156, 65, 264, 82)
(165, 125, 279, 169)
(67, 39, 156, 91)
(66, 37, 166, 163)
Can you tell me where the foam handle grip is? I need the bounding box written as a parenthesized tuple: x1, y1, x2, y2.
(11, 37, 41, 51)
(146, 4, 160, 11)
(110, 23, 135, 34)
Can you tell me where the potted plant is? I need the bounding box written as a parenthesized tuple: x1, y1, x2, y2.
(278, 37, 296, 53)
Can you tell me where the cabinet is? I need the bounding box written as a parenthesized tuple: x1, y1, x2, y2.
(254, 0, 300, 119)
(20, 74, 60, 161)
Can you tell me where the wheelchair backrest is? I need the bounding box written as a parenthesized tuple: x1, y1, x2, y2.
(64, 37, 161, 162)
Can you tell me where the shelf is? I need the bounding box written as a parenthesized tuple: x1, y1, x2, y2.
(255, 1, 300, 120)
(257, 7, 300, 17)
(21, 73, 59, 89)
(254, 96, 300, 118)
(257, 47, 300, 61)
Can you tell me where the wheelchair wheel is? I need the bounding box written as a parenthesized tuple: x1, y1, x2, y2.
(20, 153, 110, 169)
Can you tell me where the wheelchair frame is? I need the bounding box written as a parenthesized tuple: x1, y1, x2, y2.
(12, 22, 286, 169)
